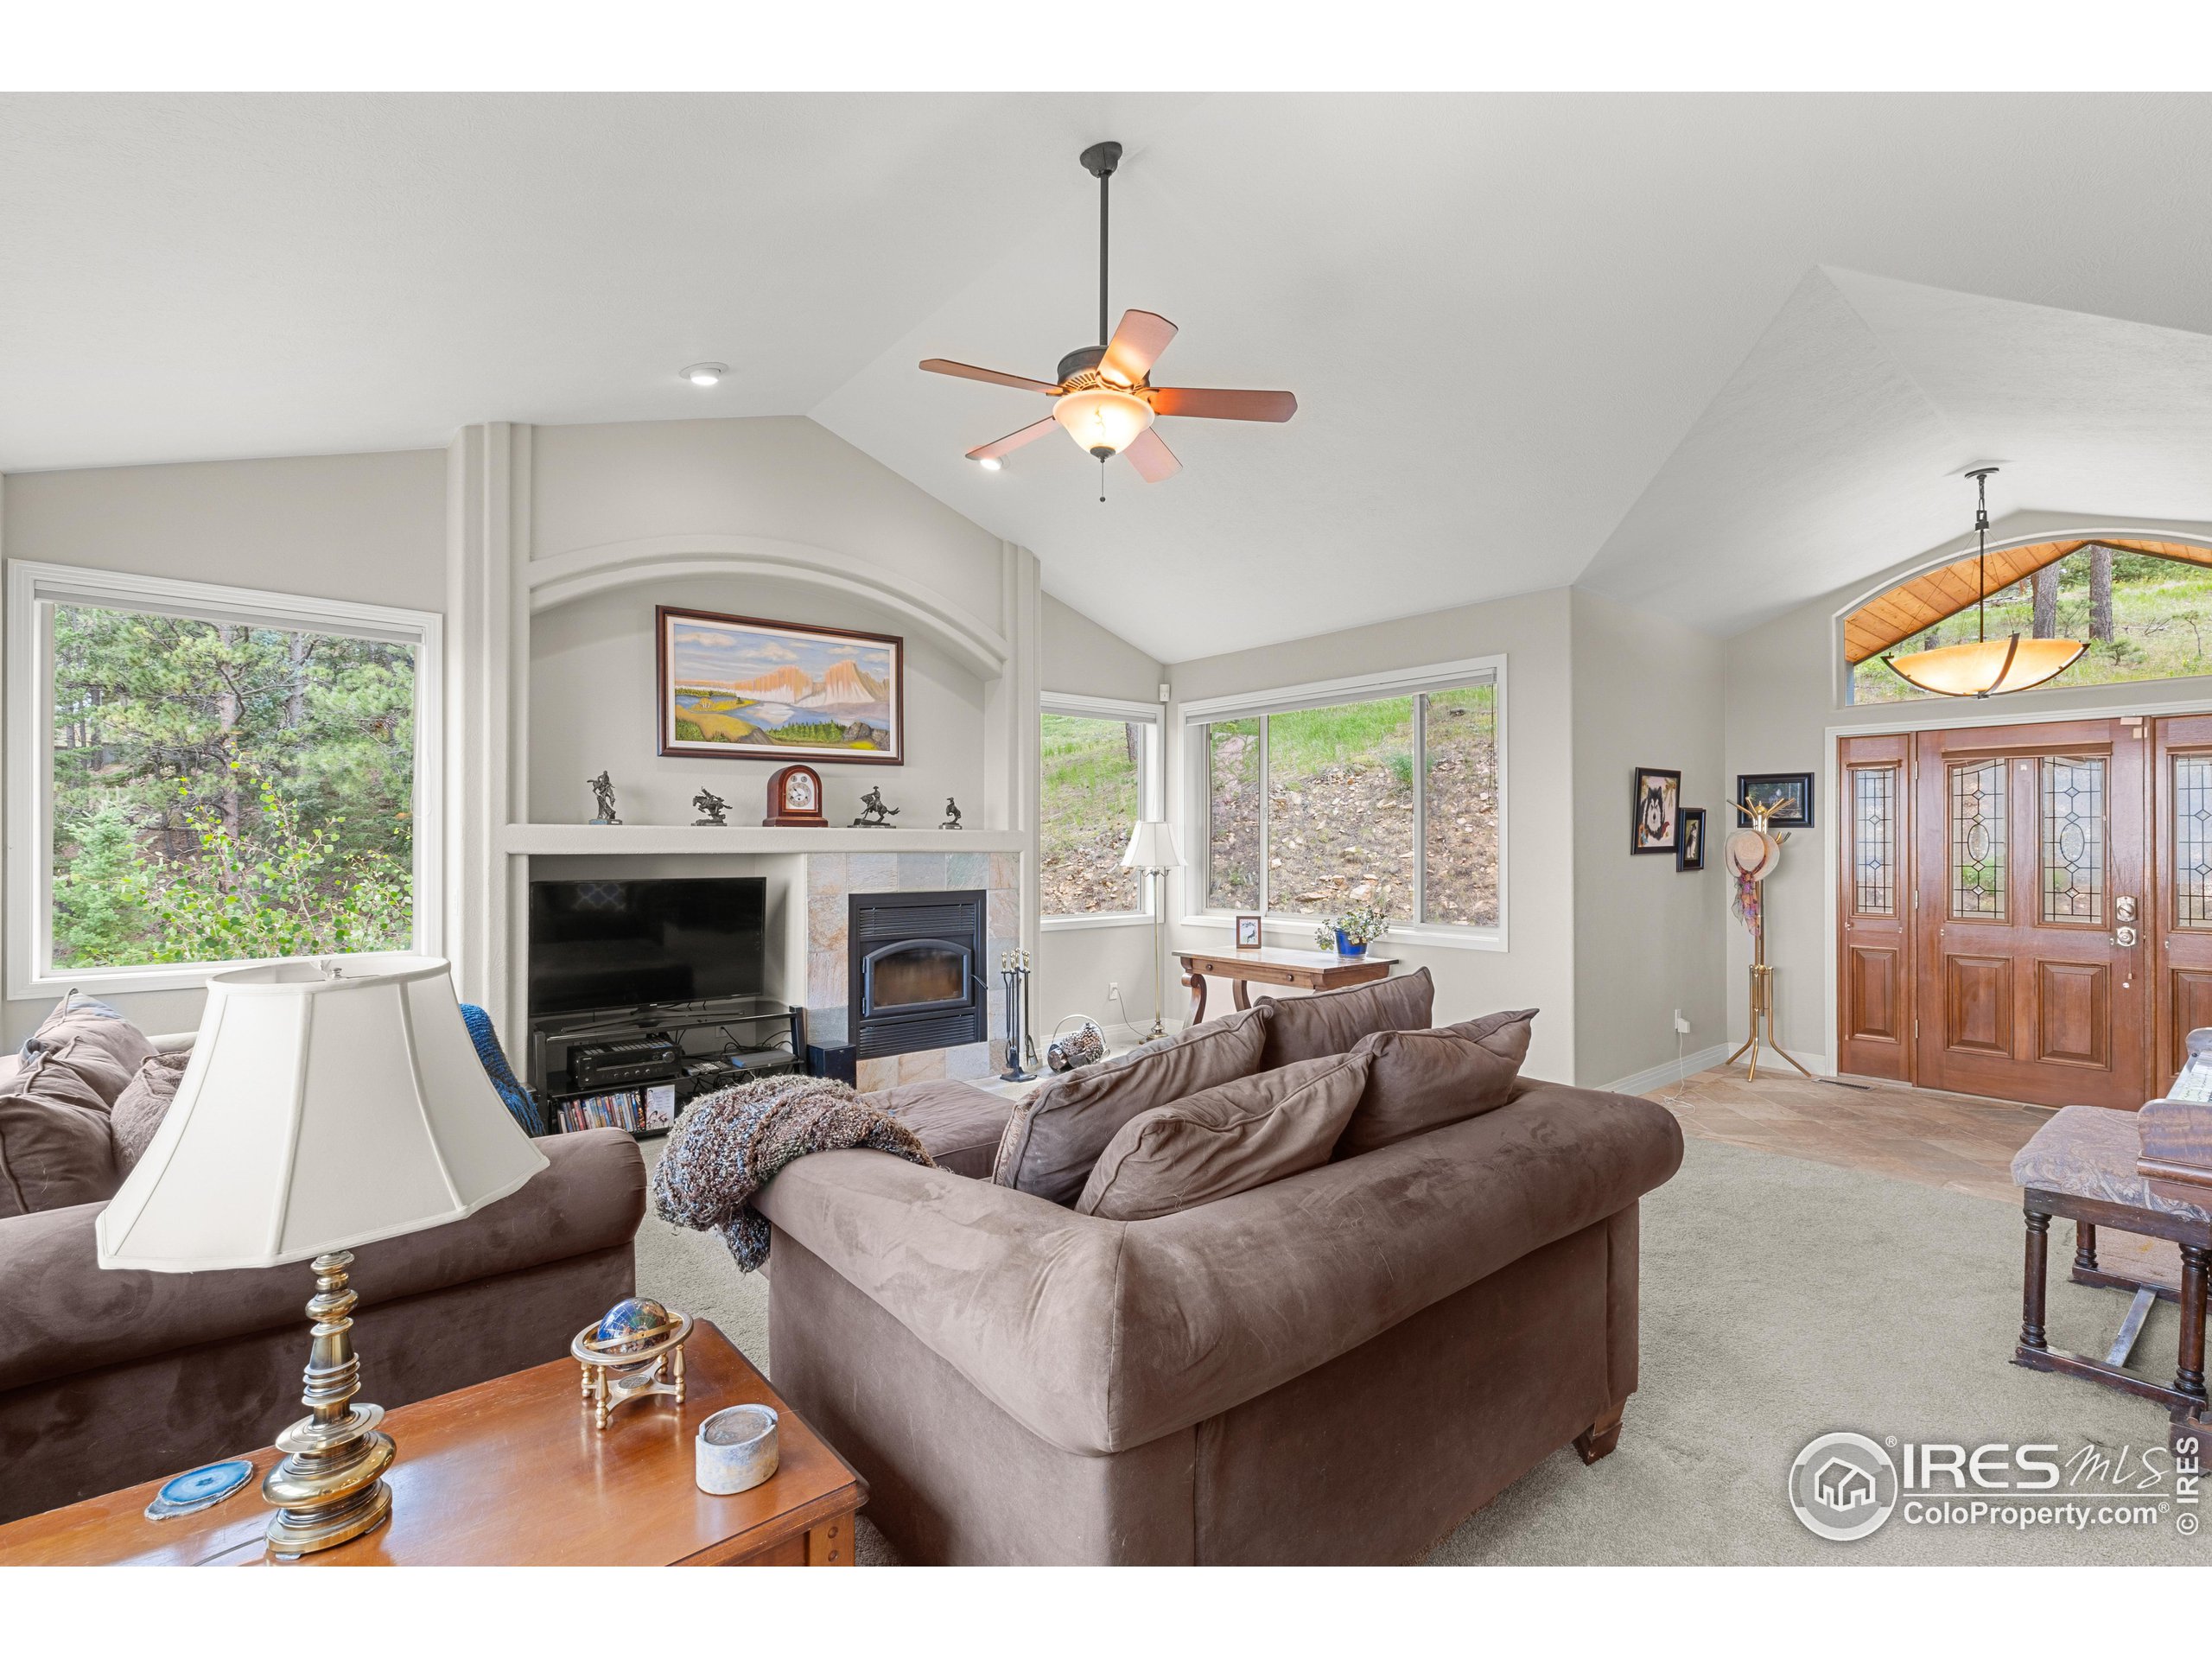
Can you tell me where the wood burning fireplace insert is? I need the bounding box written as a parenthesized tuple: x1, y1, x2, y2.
(849, 888, 988, 1059)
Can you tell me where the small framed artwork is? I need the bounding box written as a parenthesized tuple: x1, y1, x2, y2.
(1235, 914, 1263, 950)
(1676, 808, 1707, 872)
(1632, 766, 1681, 855)
(1736, 772, 1815, 829)
(658, 606, 905, 766)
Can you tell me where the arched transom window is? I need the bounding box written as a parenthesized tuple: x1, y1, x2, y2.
(1847, 537, 2212, 704)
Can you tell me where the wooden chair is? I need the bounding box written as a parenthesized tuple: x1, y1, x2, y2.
(2012, 1098, 2212, 1452)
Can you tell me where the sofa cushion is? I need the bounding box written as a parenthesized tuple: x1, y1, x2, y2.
(1077, 1052, 1370, 1221)
(873, 1078, 1014, 1181)
(1255, 966, 1433, 1069)
(20, 993, 159, 1108)
(110, 1050, 194, 1176)
(0, 1046, 121, 1219)
(993, 1005, 1271, 1206)
(1336, 1007, 1538, 1159)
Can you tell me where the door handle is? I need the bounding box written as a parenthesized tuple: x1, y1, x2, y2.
(2114, 925, 2139, 948)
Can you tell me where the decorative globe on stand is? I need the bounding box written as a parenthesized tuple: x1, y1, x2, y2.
(593, 1296, 675, 1360)
(572, 1294, 694, 1430)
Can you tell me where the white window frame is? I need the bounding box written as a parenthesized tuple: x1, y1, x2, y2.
(1179, 655, 1507, 952)
(1038, 690, 1162, 931)
(6, 560, 446, 997)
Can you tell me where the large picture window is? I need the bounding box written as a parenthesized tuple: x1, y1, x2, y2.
(1188, 659, 1503, 944)
(8, 563, 442, 993)
(1039, 694, 1159, 924)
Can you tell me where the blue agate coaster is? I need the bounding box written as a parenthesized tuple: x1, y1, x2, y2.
(144, 1458, 254, 1521)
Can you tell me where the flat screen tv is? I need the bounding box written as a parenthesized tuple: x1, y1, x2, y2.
(528, 876, 767, 1018)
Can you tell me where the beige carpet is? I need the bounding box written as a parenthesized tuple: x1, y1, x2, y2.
(635, 1135, 2205, 1564)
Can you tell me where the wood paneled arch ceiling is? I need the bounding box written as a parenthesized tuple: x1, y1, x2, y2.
(1842, 538, 2212, 665)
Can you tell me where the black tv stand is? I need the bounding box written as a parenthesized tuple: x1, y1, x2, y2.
(528, 995, 804, 1139)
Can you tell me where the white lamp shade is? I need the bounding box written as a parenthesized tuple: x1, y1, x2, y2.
(1121, 819, 1184, 872)
(97, 956, 548, 1273)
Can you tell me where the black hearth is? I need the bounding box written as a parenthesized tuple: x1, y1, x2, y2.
(849, 888, 988, 1059)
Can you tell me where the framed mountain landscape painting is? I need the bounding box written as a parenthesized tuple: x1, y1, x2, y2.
(657, 607, 905, 766)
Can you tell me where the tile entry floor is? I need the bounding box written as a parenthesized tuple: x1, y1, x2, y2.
(1649, 1064, 2183, 1291)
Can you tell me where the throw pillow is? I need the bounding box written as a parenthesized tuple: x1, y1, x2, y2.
(0, 1046, 122, 1218)
(1076, 1051, 1371, 1222)
(1334, 1007, 1538, 1159)
(21, 991, 159, 1107)
(1255, 966, 1434, 1069)
(111, 1049, 194, 1175)
(993, 1004, 1272, 1206)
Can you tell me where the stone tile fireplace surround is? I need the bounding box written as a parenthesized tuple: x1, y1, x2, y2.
(804, 849, 1020, 1092)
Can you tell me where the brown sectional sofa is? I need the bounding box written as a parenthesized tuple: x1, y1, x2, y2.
(0, 1128, 646, 1523)
(760, 1071, 1682, 1564)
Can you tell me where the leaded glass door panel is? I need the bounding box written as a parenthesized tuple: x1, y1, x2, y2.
(1910, 720, 2148, 1110)
(1837, 734, 1912, 1081)
(2153, 715, 2212, 1095)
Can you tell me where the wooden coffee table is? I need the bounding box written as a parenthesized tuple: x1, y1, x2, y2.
(0, 1319, 862, 1567)
(1178, 945, 1394, 1023)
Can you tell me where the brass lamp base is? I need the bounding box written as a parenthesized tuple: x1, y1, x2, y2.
(261, 1251, 397, 1558)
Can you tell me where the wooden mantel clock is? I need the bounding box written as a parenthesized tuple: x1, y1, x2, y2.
(765, 764, 829, 828)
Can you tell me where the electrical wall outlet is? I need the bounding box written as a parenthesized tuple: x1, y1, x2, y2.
(1672, 1010, 1691, 1034)
(1109, 982, 1122, 1001)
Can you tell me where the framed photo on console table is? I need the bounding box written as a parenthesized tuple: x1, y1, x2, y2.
(658, 607, 905, 766)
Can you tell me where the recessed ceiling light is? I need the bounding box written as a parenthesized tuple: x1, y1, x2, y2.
(977, 456, 1002, 472)
(681, 362, 727, 387)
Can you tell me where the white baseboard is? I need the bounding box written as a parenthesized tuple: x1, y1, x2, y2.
(1602, 1042, 1732, 1096)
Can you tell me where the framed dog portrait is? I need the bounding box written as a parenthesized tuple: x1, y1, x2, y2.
(1632, 766, 1681, 855)
(1676, 808, 1707, 872)
(658, 607, 905, 766)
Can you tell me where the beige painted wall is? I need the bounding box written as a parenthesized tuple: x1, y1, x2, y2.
(1722, 508, 2212, 1074)
(1032, 595, 1167, 1044)
(1568, 588, 1728, 1084)
(1162, 588, 1580, 1084)
(0, 449, 448, 1042)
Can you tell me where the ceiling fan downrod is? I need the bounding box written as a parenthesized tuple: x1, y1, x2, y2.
(1080, 141, 1122, 351)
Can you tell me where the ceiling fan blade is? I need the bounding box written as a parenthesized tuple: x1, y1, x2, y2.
(1150, 386, 1298, 423)
(966, 417, 1059, 463)
(1101, 310, 1178, 385)
(920, 358, 1058, 394)
(1123, 427, 1181, 484)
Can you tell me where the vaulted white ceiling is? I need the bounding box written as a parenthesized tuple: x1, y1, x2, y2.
(8, 92, 2212, 662)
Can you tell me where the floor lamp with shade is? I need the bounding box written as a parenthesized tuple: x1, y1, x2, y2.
(1121, 820, 1183, 1042)
(95, 955, 548, 1558)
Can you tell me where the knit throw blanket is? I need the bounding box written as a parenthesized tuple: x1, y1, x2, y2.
(650, 1074, 934, 1271)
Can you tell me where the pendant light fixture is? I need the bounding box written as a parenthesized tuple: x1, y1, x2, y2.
(1881, 467, 2088, 698)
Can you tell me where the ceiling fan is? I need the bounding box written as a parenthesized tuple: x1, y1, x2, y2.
(919, 140, 1297, 495)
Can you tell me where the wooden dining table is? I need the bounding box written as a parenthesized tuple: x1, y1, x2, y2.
(1177, 945, 1394, 1023)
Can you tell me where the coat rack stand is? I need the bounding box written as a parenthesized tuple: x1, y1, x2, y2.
(1725, 798, 1812, 1084)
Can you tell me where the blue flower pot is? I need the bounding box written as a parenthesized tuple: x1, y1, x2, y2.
(1334, 930, 1367, 957)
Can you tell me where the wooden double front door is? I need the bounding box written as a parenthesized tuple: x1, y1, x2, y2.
(1840, 715, 2212, 1110)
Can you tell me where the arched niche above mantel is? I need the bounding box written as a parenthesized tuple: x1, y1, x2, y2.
(526, 533, 1014, 681)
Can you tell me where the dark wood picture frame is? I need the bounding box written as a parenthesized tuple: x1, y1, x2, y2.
(1736, 771, 1815, 829)
(1631, 766, 1681, 855)
(1676, 808, 1707, 872)
(657, 606, 906, 766)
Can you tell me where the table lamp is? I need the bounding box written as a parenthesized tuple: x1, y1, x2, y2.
(96, 955, 548, 1557)
(1120, 820, 1184, 1042)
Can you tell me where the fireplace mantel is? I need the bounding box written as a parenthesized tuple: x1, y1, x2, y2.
(502, 823, 1025, 856)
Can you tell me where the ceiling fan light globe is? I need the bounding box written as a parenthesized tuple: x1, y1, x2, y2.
(1052, 388, 1154, 458)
